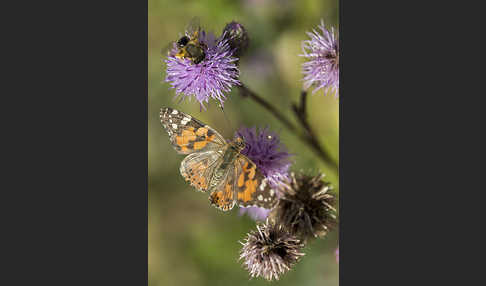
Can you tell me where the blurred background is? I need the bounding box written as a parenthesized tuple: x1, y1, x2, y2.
(149, 0, 339, 285)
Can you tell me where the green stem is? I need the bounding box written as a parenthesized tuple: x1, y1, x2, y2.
(238, 84, 338, 173)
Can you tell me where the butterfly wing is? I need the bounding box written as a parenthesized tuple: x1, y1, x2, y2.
(160, 107, 226, 154)
(234, 155, 278, 209)
(208, 164, 238, 211)
(180, 150, 223, 192)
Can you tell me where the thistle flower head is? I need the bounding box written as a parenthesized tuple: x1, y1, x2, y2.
(239, 206, 271, 221)
(300, 20, 339, 97)
(165, 30, 241, 109)
(239, 221, 305, 281)
(269, 172, 337, 241)
(235, 126, 292, 188)
(222, 21, 249, 58)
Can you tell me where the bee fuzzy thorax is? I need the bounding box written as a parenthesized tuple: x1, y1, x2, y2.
(173, 25, 207, 64)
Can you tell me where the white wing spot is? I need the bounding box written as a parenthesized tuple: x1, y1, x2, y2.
(171, 110, 178, 115)
(257, 195, 263, 201)
(270, 189, 275, 196)
(181, 116, 191, 125)
(259, 179, 267, 191)
(172, 124, 178, 129)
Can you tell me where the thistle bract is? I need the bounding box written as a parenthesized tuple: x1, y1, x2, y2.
(222, 21, 249, 58)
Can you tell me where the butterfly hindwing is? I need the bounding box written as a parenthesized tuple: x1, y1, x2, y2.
(208, 164, 238, 211)
(180, 151, 223, 192)
(235, 155, 278, 209)
(160, 107, 226, 154)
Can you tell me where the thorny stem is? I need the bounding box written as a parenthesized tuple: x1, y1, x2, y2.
(238, 84, 338, 173)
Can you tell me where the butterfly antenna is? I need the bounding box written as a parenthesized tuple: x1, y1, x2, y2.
(218, 103, 234, 133)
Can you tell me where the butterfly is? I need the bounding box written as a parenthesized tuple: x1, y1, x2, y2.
(160, 107, 278, 211)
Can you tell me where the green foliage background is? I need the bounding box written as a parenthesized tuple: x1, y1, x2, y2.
(149, 0, 339, 285)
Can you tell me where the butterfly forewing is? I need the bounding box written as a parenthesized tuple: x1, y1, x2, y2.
(160, 107, 226, 154)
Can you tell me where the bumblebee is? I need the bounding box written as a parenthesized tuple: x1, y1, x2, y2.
(173, 18, 207, 64)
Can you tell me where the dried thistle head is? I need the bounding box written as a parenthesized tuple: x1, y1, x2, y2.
(239, 221, 305, 281)
(269, 172, 337, 241)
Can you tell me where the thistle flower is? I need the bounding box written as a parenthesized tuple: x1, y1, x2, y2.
(165, 31, 240, 109)
(300, 20, 339, 97)
(222, 21, 249, 58)
(235, 126, 292, 188)
(269, 172, 337, 241)
(239, 221, 305, 281)
(239, 206, 271, 221)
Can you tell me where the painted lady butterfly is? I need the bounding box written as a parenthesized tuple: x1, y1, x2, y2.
(160, 107, 278, 211)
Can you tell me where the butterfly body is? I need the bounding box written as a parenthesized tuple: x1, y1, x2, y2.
(160, 107, 277, 211)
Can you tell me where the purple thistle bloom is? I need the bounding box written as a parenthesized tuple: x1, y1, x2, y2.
(300, 20, 339, 97)
(165, 31, 241, 109)
(239, 206, 271, 221)
(235, 126, 292, 188)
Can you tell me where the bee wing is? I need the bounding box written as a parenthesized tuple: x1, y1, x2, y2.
(162, 41, 178, 58)
(185, 17, 201, 38)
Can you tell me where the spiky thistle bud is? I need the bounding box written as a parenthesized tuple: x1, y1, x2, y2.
(222, 21, 249, 58)
(269, 172, 337, 241)
(239, 221, 305, 281)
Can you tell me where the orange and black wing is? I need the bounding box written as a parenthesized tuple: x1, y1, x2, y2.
(234, 155, 278, 209)
(208, 165, 238, 211)
(160, 107, 226, 154)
